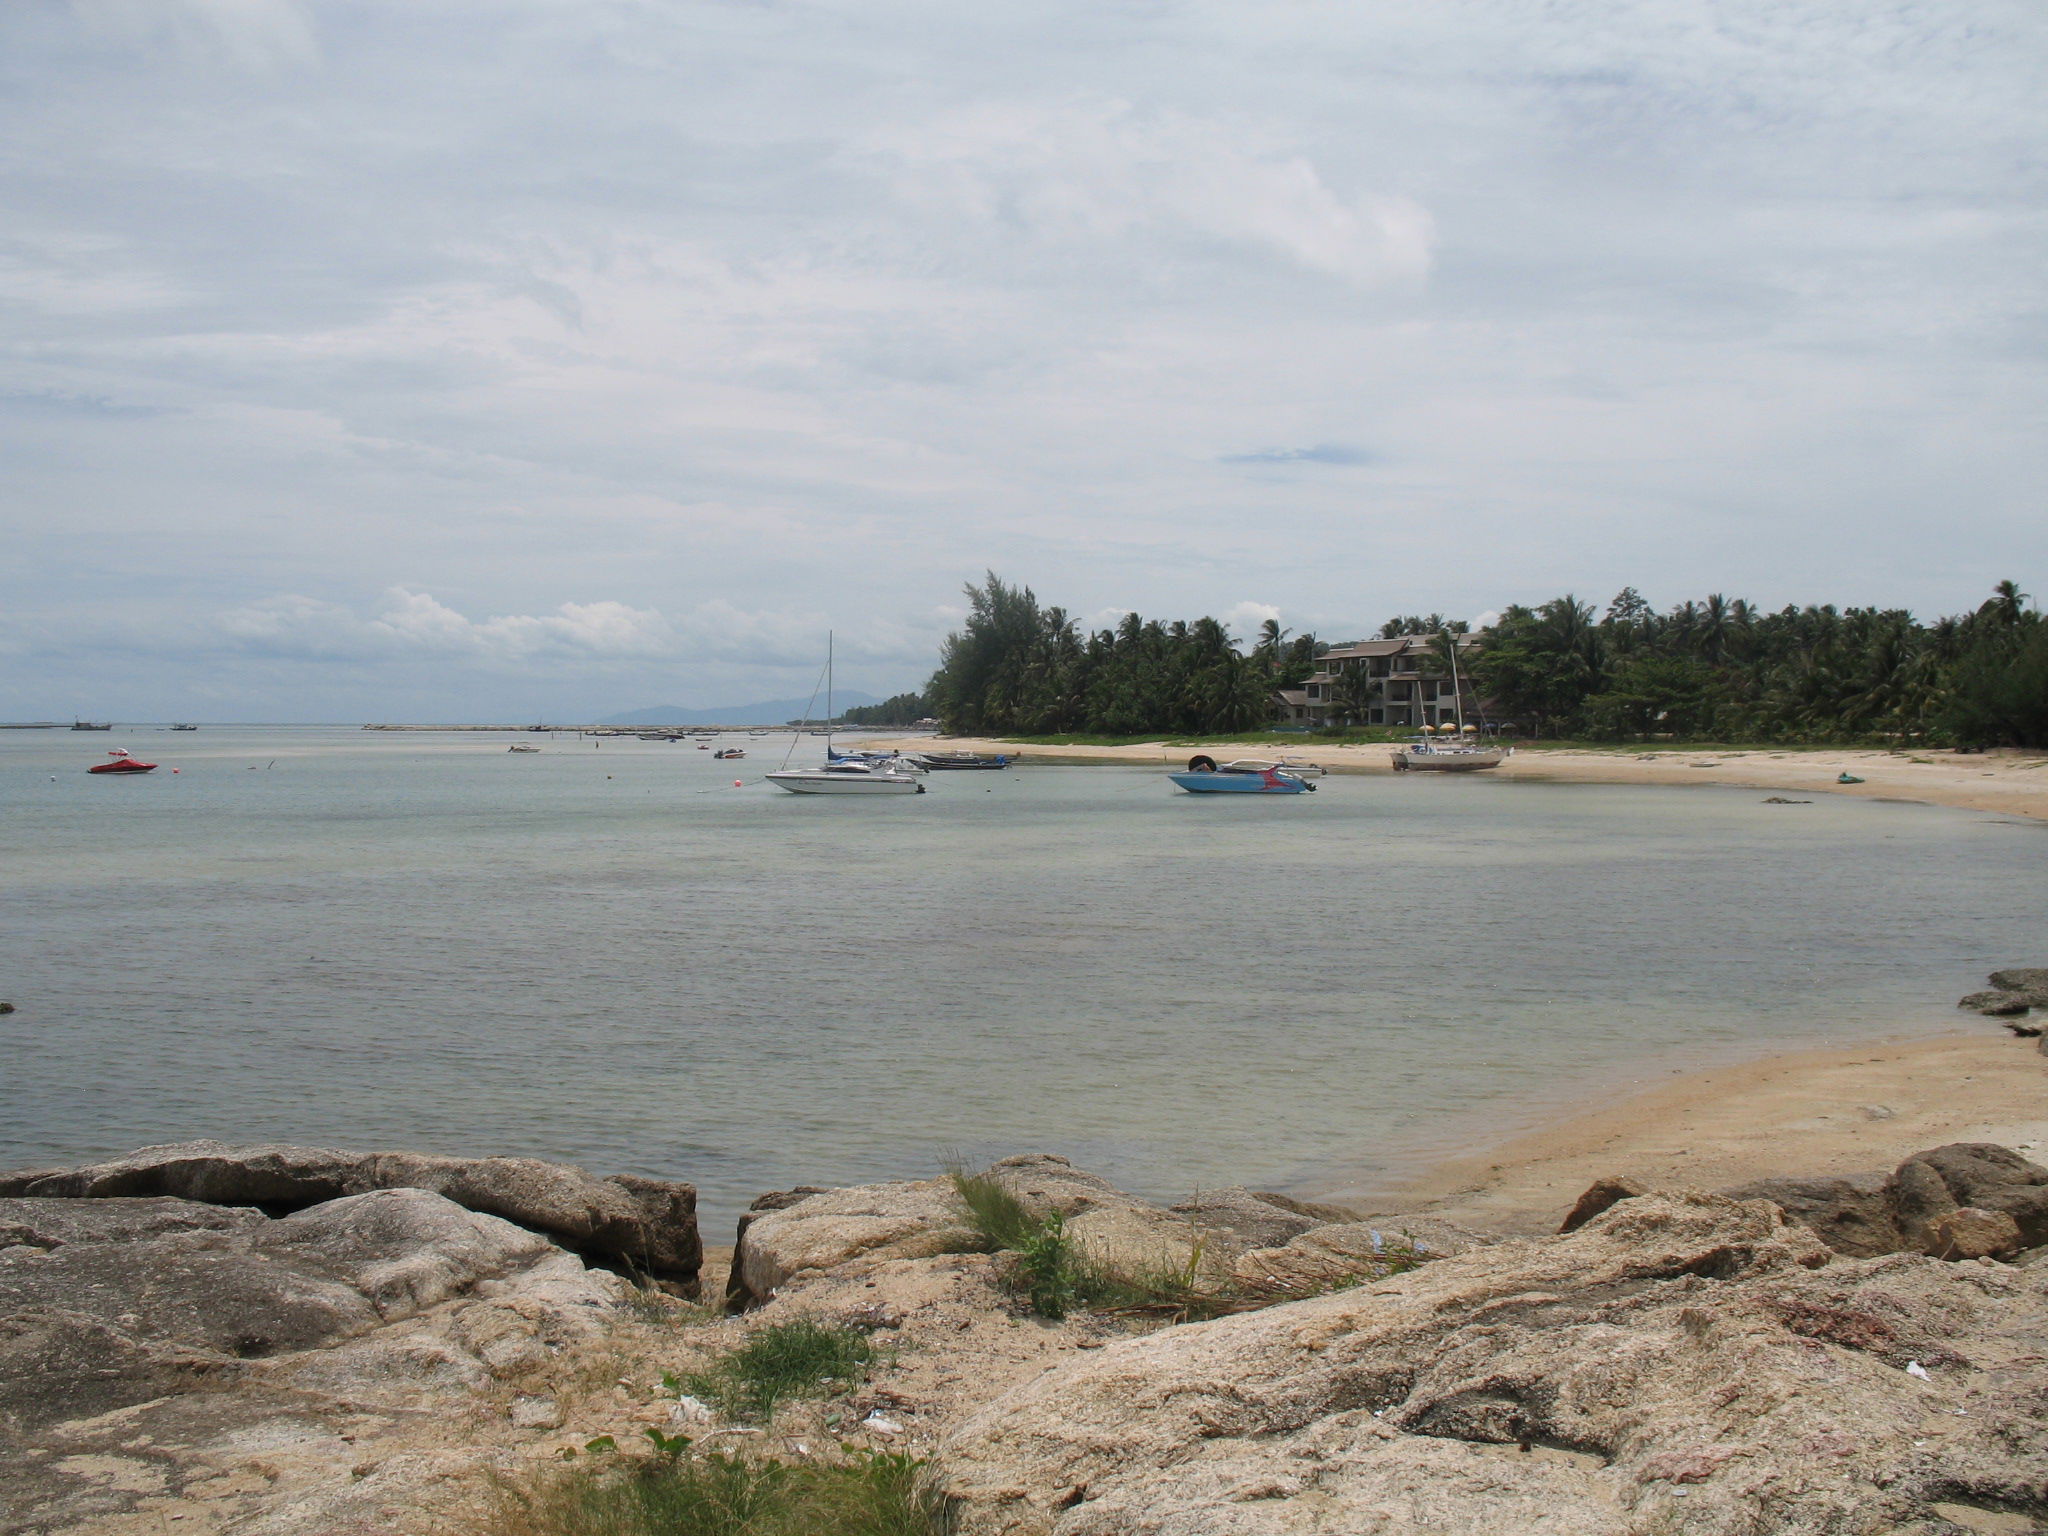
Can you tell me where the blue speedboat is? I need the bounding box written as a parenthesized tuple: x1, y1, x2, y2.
(1169, 755, 1315, 794)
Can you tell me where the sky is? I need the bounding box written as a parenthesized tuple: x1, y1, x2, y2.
(2, 0, 2043, 720)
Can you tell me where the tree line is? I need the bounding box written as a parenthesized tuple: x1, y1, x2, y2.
(1473, 581, 2045, 745)
(913, 574, 2044, 746)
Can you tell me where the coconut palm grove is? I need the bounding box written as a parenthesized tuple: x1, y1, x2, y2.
(890, 575, 2047, 746)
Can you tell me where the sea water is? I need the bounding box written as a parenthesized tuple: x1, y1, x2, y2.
(3, 725, 2043, 1235)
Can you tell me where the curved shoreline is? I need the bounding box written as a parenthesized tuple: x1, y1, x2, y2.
(863, 735, 2048, 822)
(1318, 1029, 2048, 1234)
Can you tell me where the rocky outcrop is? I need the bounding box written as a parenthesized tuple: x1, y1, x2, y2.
(0, 1188, 623, 1534)
(727, 1176, 980, 1309)
(0, 1139, 700, 1291)
(1958, 966, 2048, 1016)
(938, 1190, 2048, 1535)
(1712, 1143, 2048, 1261)
(726, 1157, 1374, 1310)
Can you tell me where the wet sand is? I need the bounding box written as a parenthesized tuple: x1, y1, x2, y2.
(1346, 1031, 2048, 1235)
(871, 737, 2048, 823)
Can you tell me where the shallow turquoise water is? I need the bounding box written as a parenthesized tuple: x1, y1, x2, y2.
(3, 725, 2041, 1236)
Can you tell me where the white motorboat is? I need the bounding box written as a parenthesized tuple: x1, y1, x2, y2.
(767, 634, 925, 796)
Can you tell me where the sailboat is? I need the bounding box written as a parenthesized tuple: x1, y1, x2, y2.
(1389, 635, 1509, 772)
(765, 634, 924, 796)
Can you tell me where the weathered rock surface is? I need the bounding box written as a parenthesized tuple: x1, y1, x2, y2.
(727, 1157, 1370, 1310)
(1959, 967, 2048, 1015)
(0, 1188, 624, 1535)
(939, 1190, 2048, 1535)
(1717, 1172, 1901, 1256)
(1231, 1217, 1488, 1295)
(1713, 1142, 2048, 1263)
(727, 1176, 979, 1309)
(1, 1138, 700, 1289)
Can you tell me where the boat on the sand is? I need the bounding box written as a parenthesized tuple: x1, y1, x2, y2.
(1169, 754, 1314, 794)
(88, 749, 156, 774)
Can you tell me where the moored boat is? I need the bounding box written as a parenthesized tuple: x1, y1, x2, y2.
(1169, 754, 1314, 794)
(1220, 756, 1323, 777)
(87, 749, 156, 774)
(909, 751, 1011, 770)
(767, 634, 925, 796)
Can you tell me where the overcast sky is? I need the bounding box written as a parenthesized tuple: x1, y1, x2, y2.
(3, 0, 2043, 719)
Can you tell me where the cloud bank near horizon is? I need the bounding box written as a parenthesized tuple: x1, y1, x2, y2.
(2, 0, 2042, 717)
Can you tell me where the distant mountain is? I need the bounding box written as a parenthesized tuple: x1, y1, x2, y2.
(597, 692, 885, 727)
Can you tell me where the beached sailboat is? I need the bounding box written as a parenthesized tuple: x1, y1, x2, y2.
(766, 635, 923, 796)
(1389, 636, 1509, 772)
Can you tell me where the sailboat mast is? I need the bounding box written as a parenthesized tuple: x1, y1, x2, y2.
(825, 630, 833, 754)
(1447, 631, 1466, 732)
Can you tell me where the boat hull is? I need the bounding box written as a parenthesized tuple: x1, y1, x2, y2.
(1169, 772, 1310, 795)
(1391, 748, 1506, 772)
(88, 761, 155, 774)
(767, 771, 923, 794)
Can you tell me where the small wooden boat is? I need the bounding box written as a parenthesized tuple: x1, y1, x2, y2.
(1169, 755, 1314, 794)
(714, 748, 745, 760)
(88, 749, 156, 774)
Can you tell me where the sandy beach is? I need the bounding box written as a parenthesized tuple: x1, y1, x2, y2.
(870, 736, 2048, 822)
(1353, 1030, 2048, 1234)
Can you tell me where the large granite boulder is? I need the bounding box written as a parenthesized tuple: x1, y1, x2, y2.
(1716, 1172, 1901, 1257)
(1, 1139, 699, 1291)
(726, 1158, 1358, 1310)
(939, 1190, 2048, 1535)
(727, 1177, 979, 1309)
(0, 1189, 622, 1534)
(1886, 1142, 2048, 1256)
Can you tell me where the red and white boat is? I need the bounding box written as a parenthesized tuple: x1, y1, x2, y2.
(87, 749, 157, 774)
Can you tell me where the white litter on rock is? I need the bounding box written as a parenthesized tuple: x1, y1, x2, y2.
(1905, 1361, 1931, 1380)
(863, 1413, 903, 1436)
(672, 1395, 716, 1422)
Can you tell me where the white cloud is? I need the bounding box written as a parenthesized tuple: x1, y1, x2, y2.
(865, 99, 1433, 287)
(68, 0, 318, 70)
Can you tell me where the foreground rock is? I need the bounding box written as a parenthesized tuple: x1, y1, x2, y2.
(727, 1155, 1381, 1309)
(1959, 965, 2048, 1017)
(1722, 1141, 2048, 1260)
(0, 1188, 624, 1535)
(1, 1139, 700, 1290)
(939, 1190, 2048, 1535)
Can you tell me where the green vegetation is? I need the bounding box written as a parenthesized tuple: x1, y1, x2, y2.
(1474, 581, 2047, 746)
(840, 693, 928, 727)
(923, 574, 1310, 737)
(925, 573, 2047, 748)
(493, 1444, 951, 1536)
(944, 1167, 1429, 1324)
(674, 1319, 877, 1423)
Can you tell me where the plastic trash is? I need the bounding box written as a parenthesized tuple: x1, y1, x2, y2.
(1904, 1361, 1930, 1380)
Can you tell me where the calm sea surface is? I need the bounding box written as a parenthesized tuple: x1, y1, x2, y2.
(3, 725, 2042, 1235)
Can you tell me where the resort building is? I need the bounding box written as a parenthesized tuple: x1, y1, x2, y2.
(1283, 634, 1484, 728)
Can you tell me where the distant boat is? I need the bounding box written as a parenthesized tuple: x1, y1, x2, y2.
(768, 635, 924, 796)
(713, 748, 745, 760)
(910, 751, 1011, 771)
(1169, 755, 1314, 794)
(88, 749, 156, 774)
(169, 724, 198, 731)
(71, 720, 112, 731)
(507, 744, 540, 753)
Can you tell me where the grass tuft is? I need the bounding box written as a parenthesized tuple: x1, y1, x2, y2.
(492, 1445, 952, 1536)
(677, 1318, 877, 1423)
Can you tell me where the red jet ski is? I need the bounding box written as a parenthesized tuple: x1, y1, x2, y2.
(88, 749, 157, 774)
